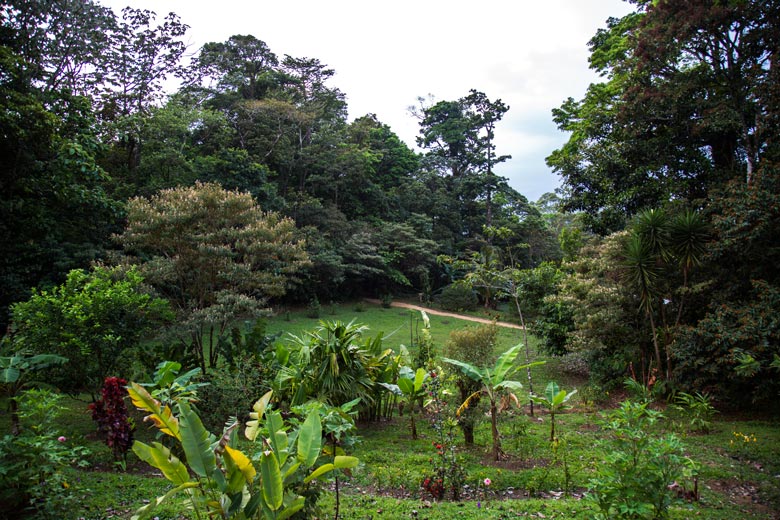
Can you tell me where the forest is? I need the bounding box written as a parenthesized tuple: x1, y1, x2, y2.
(1, 0, 779, 519)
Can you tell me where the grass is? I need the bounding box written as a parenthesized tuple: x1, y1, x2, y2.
(3, 300, 779, 519)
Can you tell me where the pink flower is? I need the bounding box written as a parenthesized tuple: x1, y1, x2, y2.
(58, 436, 67, 442)
(483, 478, 491, 487)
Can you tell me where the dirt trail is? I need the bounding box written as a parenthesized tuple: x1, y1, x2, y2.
(364, 299, 523, 330)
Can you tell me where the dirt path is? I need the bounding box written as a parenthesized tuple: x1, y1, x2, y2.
(364, 299, 523, 330)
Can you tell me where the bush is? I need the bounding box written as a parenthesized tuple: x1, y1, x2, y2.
(0, 389, 90, 519)
(587, 400, 696, 519)
(436, 282, 478, 312)
(88, 376, 134, 464)
(197, 356, 273, 432)
(307, 296, 322, 318)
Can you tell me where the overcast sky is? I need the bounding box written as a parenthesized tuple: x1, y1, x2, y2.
(101, 0, 634, 202)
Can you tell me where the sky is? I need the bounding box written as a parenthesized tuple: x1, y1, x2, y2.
(102, 0, 634, 202)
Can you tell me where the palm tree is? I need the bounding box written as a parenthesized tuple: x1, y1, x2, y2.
(285, 320, 375, 407)
(622, 230, 664, 376)
(622, 208, 708, 380)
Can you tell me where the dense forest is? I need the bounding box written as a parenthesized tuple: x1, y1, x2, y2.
(2, 0, 779, 406)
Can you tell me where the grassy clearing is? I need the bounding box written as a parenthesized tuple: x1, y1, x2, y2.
(3, 301, 779, 519)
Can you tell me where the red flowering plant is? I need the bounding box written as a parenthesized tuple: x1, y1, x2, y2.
(88, 376, 134, 465)
(420, 368, 466, 501)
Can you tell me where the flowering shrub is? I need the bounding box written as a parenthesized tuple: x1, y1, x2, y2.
(88, 376, 134, 463)
(420, 369, 467, 501)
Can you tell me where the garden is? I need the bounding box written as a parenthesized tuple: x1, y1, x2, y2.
(2, 301, 779, 519)
(3, 1, 780, 519)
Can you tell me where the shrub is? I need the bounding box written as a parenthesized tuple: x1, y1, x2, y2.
(307, 296, 322, 318)
(197, 356, 272, 432)
(587, 400, 696, 519)
(10, 266, 172, 395)
(88, 376, 134, 464)
(0, 389, 90, 519)
(127, 384, 358, 520)
(436, 281, 478, 312)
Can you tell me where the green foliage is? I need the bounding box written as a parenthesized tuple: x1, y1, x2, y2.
(114, 182, 309, 371)
(0, 346, 68, 435)
(128, 384, 357, 520)
(530, 381, 577, 441)
(444, 345, 543, 460)
(538, 235, 643, 386)
(10, 266, 172, 394)
(380, 367, 429, 439)
(444, 323, 498, 444)
(0, 389, 91, 519)
(277, 320, 378, 408)
(437, 281, 478, 312)
(197, 356, 272, 433)
(669, 392, 717, 434)
(307, 297, 322, 318)
(587, 401, 696, 520)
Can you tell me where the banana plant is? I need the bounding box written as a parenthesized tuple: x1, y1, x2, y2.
(379, 366, 428, 439)
(530, 381, 577, 441)
(444, 345, 544, 460)
(0, 350, 67, 435)
(127, 383, 358, 520)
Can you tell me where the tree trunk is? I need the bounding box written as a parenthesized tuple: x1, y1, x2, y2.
(513, 293, 535, 415)
(10, 398, 20, 436)
(648, 308, 663, 379)
(490, 402, 501, 461)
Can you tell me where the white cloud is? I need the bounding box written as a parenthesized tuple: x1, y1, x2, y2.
(100, 0, 634, 201)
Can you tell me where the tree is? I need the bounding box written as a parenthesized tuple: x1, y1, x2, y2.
(444, 345, 541, 461)
(444, 324, 498, 445)
(114, 182, 309, 371)
(414, 90, 511, 237)
(9, 266, 172, 395)
(621, 208, 708, 380)
(0, 44, 120, 328)
(548, 1, 779, 231)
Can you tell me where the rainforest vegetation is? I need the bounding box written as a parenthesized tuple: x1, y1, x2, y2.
(1, 0, 779, 518)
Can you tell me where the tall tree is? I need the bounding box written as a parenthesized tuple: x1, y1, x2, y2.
(548, 1, 780, 232)
(114, 182, 309, 371)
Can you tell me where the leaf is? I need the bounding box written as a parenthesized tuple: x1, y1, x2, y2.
(0, 367, 20, 384)
(413, 367, 427, 392)
(545, 381, 560, 403)
(224, 445, 256, 482)
(245, 390, 273, 441)
(397, 377, 414, 395)
(260, 450, 284, 510)
(132, 441, 190, 485)
(493, 344, 523, 382)
(442, 357, 484, 383)
(297, 411, 322, 468)
(333, 455, 359, 469)
(178, 402, 216, 478)
(275, 496, 305, 520)
(127, 382, 180, 440)
(303, 462, 334, 483)
(378, 382, 402, 396)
